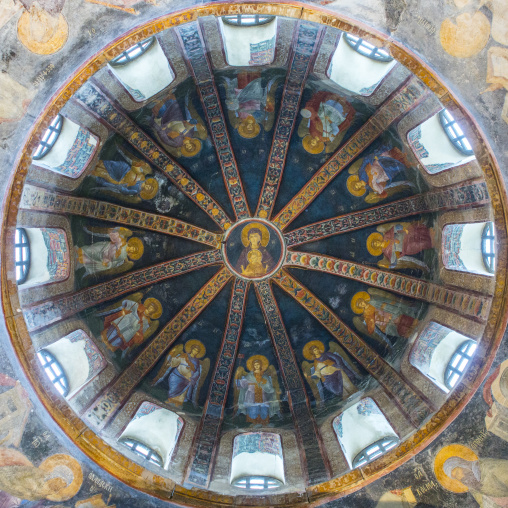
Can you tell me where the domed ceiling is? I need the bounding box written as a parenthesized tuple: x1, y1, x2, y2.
(2, 3, 508, 507)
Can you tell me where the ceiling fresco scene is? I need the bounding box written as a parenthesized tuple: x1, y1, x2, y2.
(0, 1, 508, 507)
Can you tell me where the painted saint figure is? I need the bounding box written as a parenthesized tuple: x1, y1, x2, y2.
(298, 91, 355, 154)
(302, 340, 360, 406)
(233, 355, 281, 425)
(346, 146, 415, 204)
(367, 221, 435, 272)
(235, 223, 274, 278)
(98, 293, 162, 355)
(152, 340, 210, 408)
(75, 226, 144, 278)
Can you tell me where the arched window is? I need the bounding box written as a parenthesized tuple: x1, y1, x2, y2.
(444, 340, 477, 390)
(232, 476, 282, 490)
(37, 350, 69, 396)
(14, 228, 30, 284)
(222, 14, 275, 26)
(343, 34, 393, 62)
(110, 37, 155, 66)
(32, 115, 63, 160)
(481, 222, 496, 273)
(439, 109, 474, 156)
(119, 438, 163, 467)
(352, 436, 399, 468)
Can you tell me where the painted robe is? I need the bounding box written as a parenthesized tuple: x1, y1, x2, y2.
(311, 351, 358, 400)
(165, 353, 202, 406)
(236, 371, 280, 424)
(76, 239, 128, 276)
(381, 223, 433, 268)
(363, 298, 419, 339)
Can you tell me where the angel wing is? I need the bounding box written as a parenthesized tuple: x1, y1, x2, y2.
(325, 129, 347, 153)
(196, 358, 210, 402)
(376, 221, 412, 234)
(378, 255, 429, 273)
(328, 342, 362, 377)
(151, 344, 183, 386)
(89, 188, 142, 205)
(83, 260, 135, 281)
(367, 287, 415, 308)
(233, 366, 248, 408)
(143, 319, 159, 340)
(96, 291, 144, 315)
(347, 158, 363, 175)
(364, 181, 416, 204)
(302, 360, 322, 406)
(265, 364, 282, 401)
(353, 316, 393, 351)
(185, 92, 208, 140)
(82, 224, 132, 237)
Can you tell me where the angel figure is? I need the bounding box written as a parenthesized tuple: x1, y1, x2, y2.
(222, 72, 281, 138)
(346, 146, 415, 204)
(152, 340, 210, 408)
(367, 221, 435, 273)
(351, 289, 420, 348)
(151, 92, 208, 158)
(233, 355, 281, 425)
(97, 293, 162, 356)
(302, 341, 360, 407)
(298, 91, 355, 154)
(75, 226, 144, 278)
(91, 146, 159, 205)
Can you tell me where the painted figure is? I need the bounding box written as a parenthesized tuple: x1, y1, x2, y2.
(351, 289, 420, 348)
(346, 146, 415, 204)
(222, 72, 280, 138)
(233, 355, 281, 425)
(435, 444, 508, 507)
(375, 487, 417, 508)
(298, 91, 355, 154)
(91, 147, 159, 204)
(75, 226, 144, 278)
(151, 93, 207, 158)
(367, 221, 435, 273)
(98, 293, 162, 355)
(235, 223, 275, 278)
(152, 340, 210, 408)
(302, 340, 360, 406)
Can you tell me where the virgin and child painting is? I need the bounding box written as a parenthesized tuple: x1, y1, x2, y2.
(151, 340, 210, 408)
(301, 340, 361, 408)
(233, 354, 281, 425)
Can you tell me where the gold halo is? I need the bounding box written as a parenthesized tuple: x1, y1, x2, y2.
(38, 454, 83, 501)
(303, 340, 325, 361)
(127, 237, 144, 260)
(184, 339, 206, 358)
(302, 134, 325, 155)
(17, 11, 69, 56)
(346, 174, 367, 197)
(181, 137, 202, 157)
(241, 222, 270, 247)
(246, 354, 269, 372)
(143, 297, 162, 319)
(351, 291, 371, 314)
(238, 115, 260, 139)
(367, 232, 384, 257)
(434, 444, 478, 493)
(140, 178, 159, 200)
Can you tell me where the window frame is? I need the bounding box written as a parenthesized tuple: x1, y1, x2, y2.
(37, 349, 69, 397)
(222, 14, 276, 26)
(109, 37, 156, 67)
(352, 436, 399, 468)
(343, 33, 393, 62)
(481, 222, 496, 274)
(15, 228, 30, 285)
(444, 340, 477, 390)
(120, 438, 164, 467)
(439, 109, 474, 156)
(232, 475, 283, 490)
(32, 115, 64, 160)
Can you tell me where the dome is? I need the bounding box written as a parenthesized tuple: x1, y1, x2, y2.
(1, 2, 508, 507)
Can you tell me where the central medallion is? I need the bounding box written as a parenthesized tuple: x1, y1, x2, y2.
(222, 219, 286, 281)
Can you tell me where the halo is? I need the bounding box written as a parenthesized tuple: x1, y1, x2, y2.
(346, 175, 367, 197)
(38, 454, 83, 501)
(184, 339, 206, 358)
(140, 178, 159, 200)
(246, 354, 269, 372)
(127, 237, 144, 260)
(181, 137, 202, 157)
(238, 115, 260, 139)
(302, 134, 324, 155)
(17, 11, 69, 56)
(143, 297, 162, 319)
(434, 444, 478, 493)
(303, 340, 325, 361)
(367, 232, 384, 257)
(241, 222, 270, 247)
(351, 291, 371, 314)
